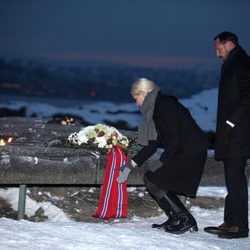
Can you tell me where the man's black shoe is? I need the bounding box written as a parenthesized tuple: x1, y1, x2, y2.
(204, 223, 231, 235)
(218, 226, 249, 239)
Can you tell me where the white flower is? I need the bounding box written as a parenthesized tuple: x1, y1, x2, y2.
(95, 136, 107, 148)
(77, 126, 94, 144)
(67, 124, 129, 149)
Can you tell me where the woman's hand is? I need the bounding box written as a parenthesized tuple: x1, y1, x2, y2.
(116, 163, 134, 184)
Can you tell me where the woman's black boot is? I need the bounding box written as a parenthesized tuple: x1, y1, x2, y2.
(158, 192, 198, 234)
(151, 201, 179, 229)
(151, 193, 179, 229)
(152, 211, 179, 229)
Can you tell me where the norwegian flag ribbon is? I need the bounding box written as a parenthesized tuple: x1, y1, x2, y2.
(92, 146, 128, 219)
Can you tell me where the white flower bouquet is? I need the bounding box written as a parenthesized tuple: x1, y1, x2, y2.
(67, 124, 129, 149)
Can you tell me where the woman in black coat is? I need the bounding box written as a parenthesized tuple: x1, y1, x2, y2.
(117, 78, 209, 234)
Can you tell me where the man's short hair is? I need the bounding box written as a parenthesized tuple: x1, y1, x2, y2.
(214, 31, 238, 45)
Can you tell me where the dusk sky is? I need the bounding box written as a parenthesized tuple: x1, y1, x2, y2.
(1, 0, 250, 69)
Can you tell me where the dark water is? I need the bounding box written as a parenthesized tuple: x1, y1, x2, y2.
(0, 94, 106, 108)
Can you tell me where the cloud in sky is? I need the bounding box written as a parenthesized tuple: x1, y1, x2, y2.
(0, 0, 250, 68)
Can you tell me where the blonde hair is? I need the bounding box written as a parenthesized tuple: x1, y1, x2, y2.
(131, 78, 157, 95)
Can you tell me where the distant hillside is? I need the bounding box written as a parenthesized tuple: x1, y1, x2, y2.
(0, 57, 219, 102)
(0, 87, 218, 131)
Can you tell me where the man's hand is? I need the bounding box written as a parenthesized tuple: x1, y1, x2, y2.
(221, 124, 232, 144)
(116, 163, 134, 184)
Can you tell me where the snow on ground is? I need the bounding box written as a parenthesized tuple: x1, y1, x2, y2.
(0, 186, 249, 250)
(0, 188, 70, 222)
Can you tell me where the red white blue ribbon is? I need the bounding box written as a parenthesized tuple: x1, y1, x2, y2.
(92, 146, 128, 219)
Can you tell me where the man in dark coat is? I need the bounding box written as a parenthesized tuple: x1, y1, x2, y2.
(204, 32, 250, 239)
(117, 78, 209, 234)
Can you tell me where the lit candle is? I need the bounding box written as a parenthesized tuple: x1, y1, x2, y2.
(7, 137, 13, 143)
(0, 139, 6, 146)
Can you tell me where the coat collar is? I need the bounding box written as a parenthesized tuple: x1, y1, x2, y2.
(227, 46, 246, 62)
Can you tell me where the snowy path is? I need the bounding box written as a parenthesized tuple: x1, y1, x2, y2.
(0, 186, 249, 250)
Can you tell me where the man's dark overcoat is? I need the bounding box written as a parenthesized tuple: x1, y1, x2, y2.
(214, 47, 250, 160)
(133, 92, 209, 197)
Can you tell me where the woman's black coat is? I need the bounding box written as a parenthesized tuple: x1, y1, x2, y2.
(214, 47, 250, 160)
(133, 92, 209, 196)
